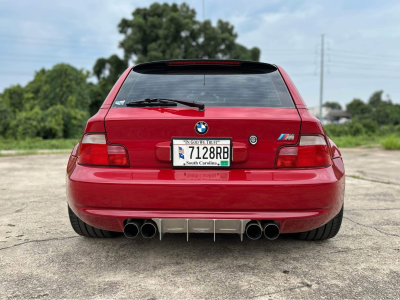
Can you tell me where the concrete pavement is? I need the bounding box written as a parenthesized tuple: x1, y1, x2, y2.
(0, 149, 399, 299)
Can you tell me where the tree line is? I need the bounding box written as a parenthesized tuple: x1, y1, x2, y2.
(0, 2, 260, 140)
(324, 91, 400, 137)
(1, 2, 398, 141)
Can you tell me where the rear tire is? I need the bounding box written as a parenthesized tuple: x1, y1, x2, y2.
(295, 205, 343, 241)
(68, 206, 120, 238)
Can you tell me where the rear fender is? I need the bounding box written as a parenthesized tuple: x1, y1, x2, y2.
(328, 137, 341, 158)
(277, 65, 324, 136)
(298, 109, 325, 135)
(84, 108, 108, 133)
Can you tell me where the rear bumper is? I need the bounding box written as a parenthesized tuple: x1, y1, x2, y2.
(66, 157, 345, 234)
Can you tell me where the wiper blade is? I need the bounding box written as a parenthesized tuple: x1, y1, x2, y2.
(126, 99, 177, 108)
(127, 98, 205, 111)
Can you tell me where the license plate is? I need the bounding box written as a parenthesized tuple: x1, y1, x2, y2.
(172, 138, 232, 168)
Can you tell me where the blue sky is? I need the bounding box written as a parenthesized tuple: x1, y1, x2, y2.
(0, 0, 399, 107)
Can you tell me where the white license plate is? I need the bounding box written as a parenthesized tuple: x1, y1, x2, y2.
(172, 138, 232, 168)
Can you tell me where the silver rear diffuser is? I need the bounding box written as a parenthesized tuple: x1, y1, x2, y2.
(153, 218, 251, 241)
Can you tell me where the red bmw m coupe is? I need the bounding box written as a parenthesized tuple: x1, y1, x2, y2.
(66, 60, 344, 241)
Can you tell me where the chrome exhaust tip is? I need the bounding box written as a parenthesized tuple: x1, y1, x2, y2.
(262, 221, 280, 240)
(141, 220, 157, 238)
(123, 221, 141, 238)
(245, 221, 263, 240)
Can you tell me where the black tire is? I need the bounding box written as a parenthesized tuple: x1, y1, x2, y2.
(295, 205, 343, 241)
(68, 206, 119, 238)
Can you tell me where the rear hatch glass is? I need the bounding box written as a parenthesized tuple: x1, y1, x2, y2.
(112, 62, 295, 108)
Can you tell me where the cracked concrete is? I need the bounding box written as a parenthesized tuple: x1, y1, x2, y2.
(0, 149, 399, 299)
(342, 148, 400, 185)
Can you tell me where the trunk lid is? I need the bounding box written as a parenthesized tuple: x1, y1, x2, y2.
(105, 107, 301, 169)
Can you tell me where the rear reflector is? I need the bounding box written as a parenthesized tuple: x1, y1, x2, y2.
(276, 135, 331, 168)
(78, 134, 129, 167)
(168, 61, 241, 66)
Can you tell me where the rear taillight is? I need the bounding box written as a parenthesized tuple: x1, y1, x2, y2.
(78, 134, 129, 167)
(276, 135, 331, 168)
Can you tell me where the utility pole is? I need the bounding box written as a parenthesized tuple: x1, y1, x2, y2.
(319, 34, 324, 122)
(202, 0, 206, 58)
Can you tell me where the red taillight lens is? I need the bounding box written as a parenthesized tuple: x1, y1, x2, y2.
(107, 145, 128, 166)
(276, 135, 331, 168)
(78, 134, 129, 167)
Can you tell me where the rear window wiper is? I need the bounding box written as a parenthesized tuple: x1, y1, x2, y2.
(126, 98, 205, 111)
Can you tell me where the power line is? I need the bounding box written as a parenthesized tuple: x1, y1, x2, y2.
(328, 49, 400, 60)
(0, 35, 112, 48)
(0, 71, 36, 76)
(326, 64, 400, 72)
(0, 52, 101, 59)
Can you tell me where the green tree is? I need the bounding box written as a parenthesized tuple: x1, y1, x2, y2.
(324, 101, 342, 110)
(346, 98, 372, 116)
(371, 102, 400, 126)
(0, 64, 91, 139)
(0, 101, 14, 135)
(1, 85, 25, 113)
(91, 2, 261, 113)
(91, 55, 128, 115)
(368, 90, 384, 107)
(117, 3, 260, 63)
(93, 55, 128, 87)
(36, 64, 91, 111)
(359, 119, 379, 135)
(8, 106, 44, 139)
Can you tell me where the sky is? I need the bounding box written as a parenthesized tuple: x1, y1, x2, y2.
(0, 0, 399, 108)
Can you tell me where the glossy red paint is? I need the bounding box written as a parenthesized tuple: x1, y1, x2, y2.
(66, 62, 345, 236)
(67, 156, 344, 233)
(328, 138, 342, 159)
(105, 107, 301, 169)
(84, 108, 108, 133)
(297, 108, 325, 134)
(70, 143, 79, 157)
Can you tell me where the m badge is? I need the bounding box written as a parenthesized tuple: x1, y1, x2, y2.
(278, 134, 295, 140)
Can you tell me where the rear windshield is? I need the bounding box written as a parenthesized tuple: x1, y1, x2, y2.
(112, 68, 294, 108)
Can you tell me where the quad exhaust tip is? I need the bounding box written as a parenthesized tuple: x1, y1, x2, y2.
(124, 219, 279, 241)
(245, 221, 263, 240)
(123, 220, 141, 238)
(141, 220, 157, 238)
(262, 221, 280, 240)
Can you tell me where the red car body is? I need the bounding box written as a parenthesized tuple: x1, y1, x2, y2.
(66, 60, 344, 240)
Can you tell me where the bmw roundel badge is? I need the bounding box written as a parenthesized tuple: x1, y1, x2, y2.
(249, 135, 258, 145)
(195, 121, 208, 135)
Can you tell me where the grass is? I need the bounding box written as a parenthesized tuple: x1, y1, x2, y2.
(330, 135, 380, 148)
(0, 138, 78, 151)
(330, 134, 400, 150)
(380, 135, 400, 150)
(0, 149, 73, 157)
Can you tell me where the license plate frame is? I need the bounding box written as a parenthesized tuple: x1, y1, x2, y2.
(171, 138, 232, 168)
